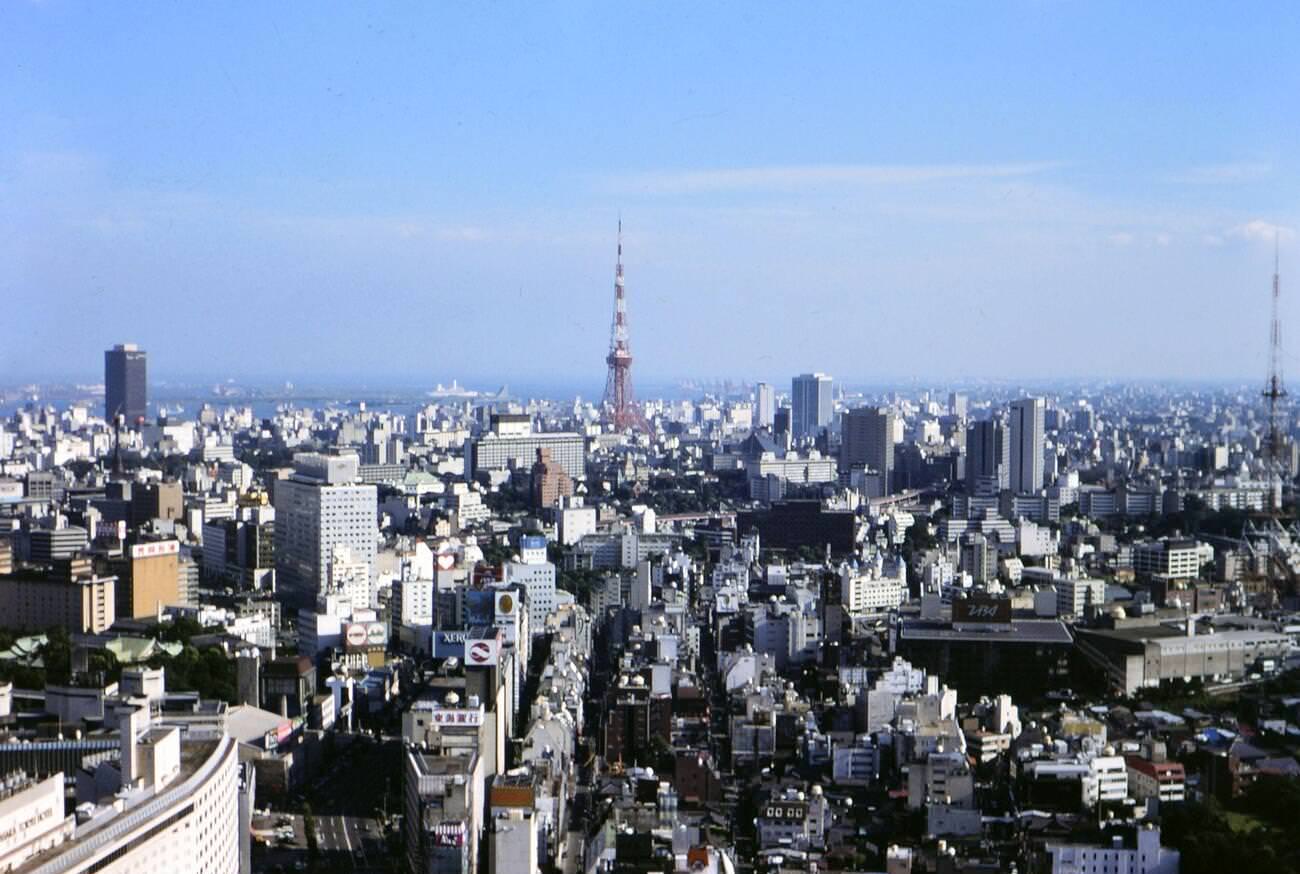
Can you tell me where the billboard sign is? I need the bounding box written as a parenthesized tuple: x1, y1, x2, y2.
(432, 631, 467, 658)
(130, 540, 179, 560)
(344, 621, 387, 652)
(495, 591, 516, 621)
(953, 597, 1012, 624)
(423, 708, 484, 727)
(466, 638, 499, 667)
(762, 803, 808, 822)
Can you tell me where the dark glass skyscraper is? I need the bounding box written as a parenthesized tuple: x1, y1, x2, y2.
(105, 343, 147, 425)
(840, 406, 896, 494)
(966, 418, 1010, 495)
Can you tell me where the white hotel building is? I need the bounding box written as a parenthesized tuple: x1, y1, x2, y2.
(2, 703, 242, 874)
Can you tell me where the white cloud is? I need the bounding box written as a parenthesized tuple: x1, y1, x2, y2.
(1108, 232, 1135, 247)
(1229, 219, 1296, 243)
(1155, 233, 1172, 246)
(1167, 162, 1272, 184)
(602, 161, 1061, 195)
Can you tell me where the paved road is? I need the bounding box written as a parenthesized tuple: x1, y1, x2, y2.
(252, 809, 391, 873)
(315, 814, 382, 868)
(562, 830, 584, 874)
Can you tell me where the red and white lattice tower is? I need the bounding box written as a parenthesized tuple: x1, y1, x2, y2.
(602, 221, 649, 431)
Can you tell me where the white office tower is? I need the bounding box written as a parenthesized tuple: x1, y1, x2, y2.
(15, 700, 242, 873)
(1009, 397, 1045, 494)
(504, 535, 556, 635)
(274, 452, 378, 598)
(791, 373, 833, 439)
(755, 382, 776, 430)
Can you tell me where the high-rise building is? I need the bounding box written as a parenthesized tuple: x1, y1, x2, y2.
(966, 419, 1010, 495)
(530, 448, 573, 509)
(774, 407, 792, 449)
(755, 382, 776, 430)
(273, 453, 378, 598)
(791, 373, 832, 439)
(1009, 397, 1045, 494)
(840, 406, 896, 494)
(503, 535, 556, 634)
(105, 343, 148, 426)
(116, 538, 184, 619)
(959, 533, 997, 584)
(949, 391, 968, 418)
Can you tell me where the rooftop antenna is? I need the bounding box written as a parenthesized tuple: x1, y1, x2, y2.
(1264, 231, 1287, 515)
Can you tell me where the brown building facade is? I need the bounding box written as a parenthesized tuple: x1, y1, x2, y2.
(531, 448, 573, 510)
(116, 540, 182, 619)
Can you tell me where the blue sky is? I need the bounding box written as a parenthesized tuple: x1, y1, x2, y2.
(4, 3, 1299, 391)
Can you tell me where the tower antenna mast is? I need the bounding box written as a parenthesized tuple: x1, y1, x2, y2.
(1264, 232, 1288, 515)
(602, 220, 649, 431)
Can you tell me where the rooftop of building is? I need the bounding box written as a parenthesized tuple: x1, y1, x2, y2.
(409, 750, 476, 778)
(1081, 624, 1290, 647)
(899, 618, 1073, 645)
(224, 704, 290, 746)
(264, 655, 314, 676)
(1125, 757, 1185, 777)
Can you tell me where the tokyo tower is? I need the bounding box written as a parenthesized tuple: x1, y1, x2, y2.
(602, 221, 649, 431)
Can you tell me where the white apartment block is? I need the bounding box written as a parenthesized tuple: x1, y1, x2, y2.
(840, 562, 906, 615)
(1126, 759, 1186, 804)
(1055, 578, 1107, 618)
(1132, 539, 1202, 580)
(1085, 755, 1129, 806)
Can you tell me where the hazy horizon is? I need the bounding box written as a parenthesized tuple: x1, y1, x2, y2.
(6, 4, 1299, 386)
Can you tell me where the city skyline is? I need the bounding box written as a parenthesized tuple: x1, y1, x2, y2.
(9, 7, 1300, 874)
(6, 3, 1299, 386)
